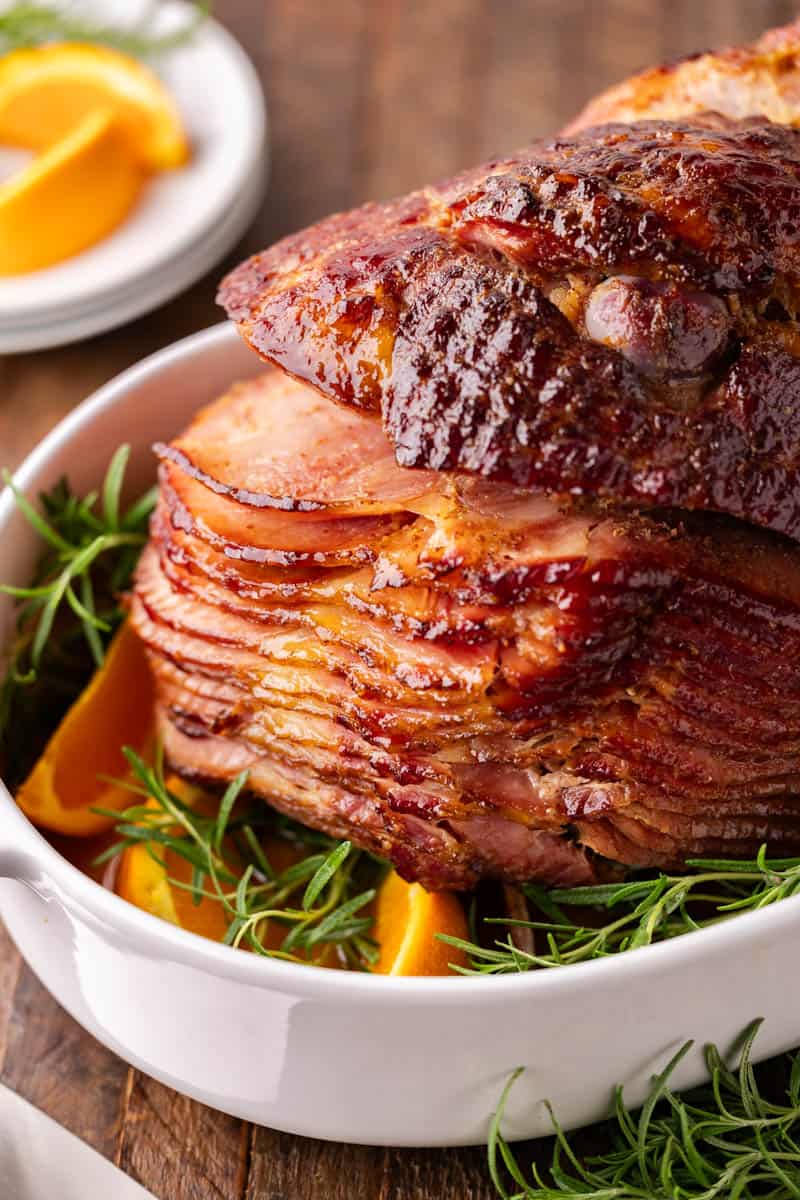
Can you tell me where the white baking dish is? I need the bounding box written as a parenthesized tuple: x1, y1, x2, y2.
(1, 322, 798, 1147)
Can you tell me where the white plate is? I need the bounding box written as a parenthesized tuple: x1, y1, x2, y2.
(0, 1083, 157, 1200)
(0, 1, 267, 331)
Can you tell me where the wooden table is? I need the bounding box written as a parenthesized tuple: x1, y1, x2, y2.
(1, 2, 796, 1195)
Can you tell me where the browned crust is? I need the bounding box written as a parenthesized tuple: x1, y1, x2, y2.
(565, 18, 800, 133)
(219, 114, 800, 540)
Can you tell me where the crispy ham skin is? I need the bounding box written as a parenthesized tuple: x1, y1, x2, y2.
(219, 21, 800, 542)
(132, 371, 800, 889)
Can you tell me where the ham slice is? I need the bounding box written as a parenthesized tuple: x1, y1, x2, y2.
(160, 372, 439, 513)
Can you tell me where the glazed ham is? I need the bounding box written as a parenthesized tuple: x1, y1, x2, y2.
(133, 19, 800, 887)
(220, 25, 800, 542)
(132, 370, 800, 888)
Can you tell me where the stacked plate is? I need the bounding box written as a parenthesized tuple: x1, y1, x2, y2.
(0, 1, 268, 353)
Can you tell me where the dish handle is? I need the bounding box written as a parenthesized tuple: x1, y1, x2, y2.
(0, 795, 44, 887)
(0, 840, 39, 885)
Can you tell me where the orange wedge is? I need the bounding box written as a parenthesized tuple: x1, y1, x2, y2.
(0, 107, 145, 275)
(116, 793, 469, 971)
(116, 787, 321, 950)
(117, 779, 232, 941)
(16, 621, 154, 836)
(372, 871, 469, 975)
(0, 43, 189, 169)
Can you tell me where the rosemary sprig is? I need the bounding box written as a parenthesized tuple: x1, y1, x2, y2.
(99, 747, 387, 970)
(490, 1020, 800, 1199)
(0, 447, 155, 781)
(0, 2, 211, 57)
(440, 849, 800, 975)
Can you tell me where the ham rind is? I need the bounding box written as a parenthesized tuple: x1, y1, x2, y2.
(132, 369, 800, 889)
(218, 22, 800, 543)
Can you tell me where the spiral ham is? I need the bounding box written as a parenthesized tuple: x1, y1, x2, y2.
(133, 19, 800, 887)
(132, 368, 800, 888)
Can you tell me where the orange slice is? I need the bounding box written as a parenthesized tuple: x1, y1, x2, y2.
(0, 107, 145, 275)
(116, 787, 324, 951)
(116, 796, 469, 972)
(372, 871, 469, 975)
(16, 621, 154, 836)
(117, 779, 232, 942)
(0, 43, 189, 169)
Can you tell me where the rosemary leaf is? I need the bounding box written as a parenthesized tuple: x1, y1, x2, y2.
(104, 748, 385, 970)
(101, 443, 130, 532)
(303, 840, 352, 911)
(0, 2, 211, 58)
(214, 770, 248, 853)
(491, 1021, 800, 1200)
(0, 450, 155, 783)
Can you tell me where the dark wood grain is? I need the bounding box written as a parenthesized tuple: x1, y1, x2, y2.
(247, 1130, 391, 1200)
(246, 1130, 499, 1200)
(117, 1075, 249, 1200)
(1, 2, 798, 1196)
(0, 963, 128, 1157)
(0, 924, 21, 1062)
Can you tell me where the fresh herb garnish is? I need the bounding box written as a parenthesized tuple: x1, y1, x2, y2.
(490, 1020, 800, 1199)
(0, 2, 211, 57)
(0, 447, 155, 782)
(97, 746, 387, 969)
(440, 850, 800, 974)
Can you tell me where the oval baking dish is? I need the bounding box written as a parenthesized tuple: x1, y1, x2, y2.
(1, 322, 798, 1147)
